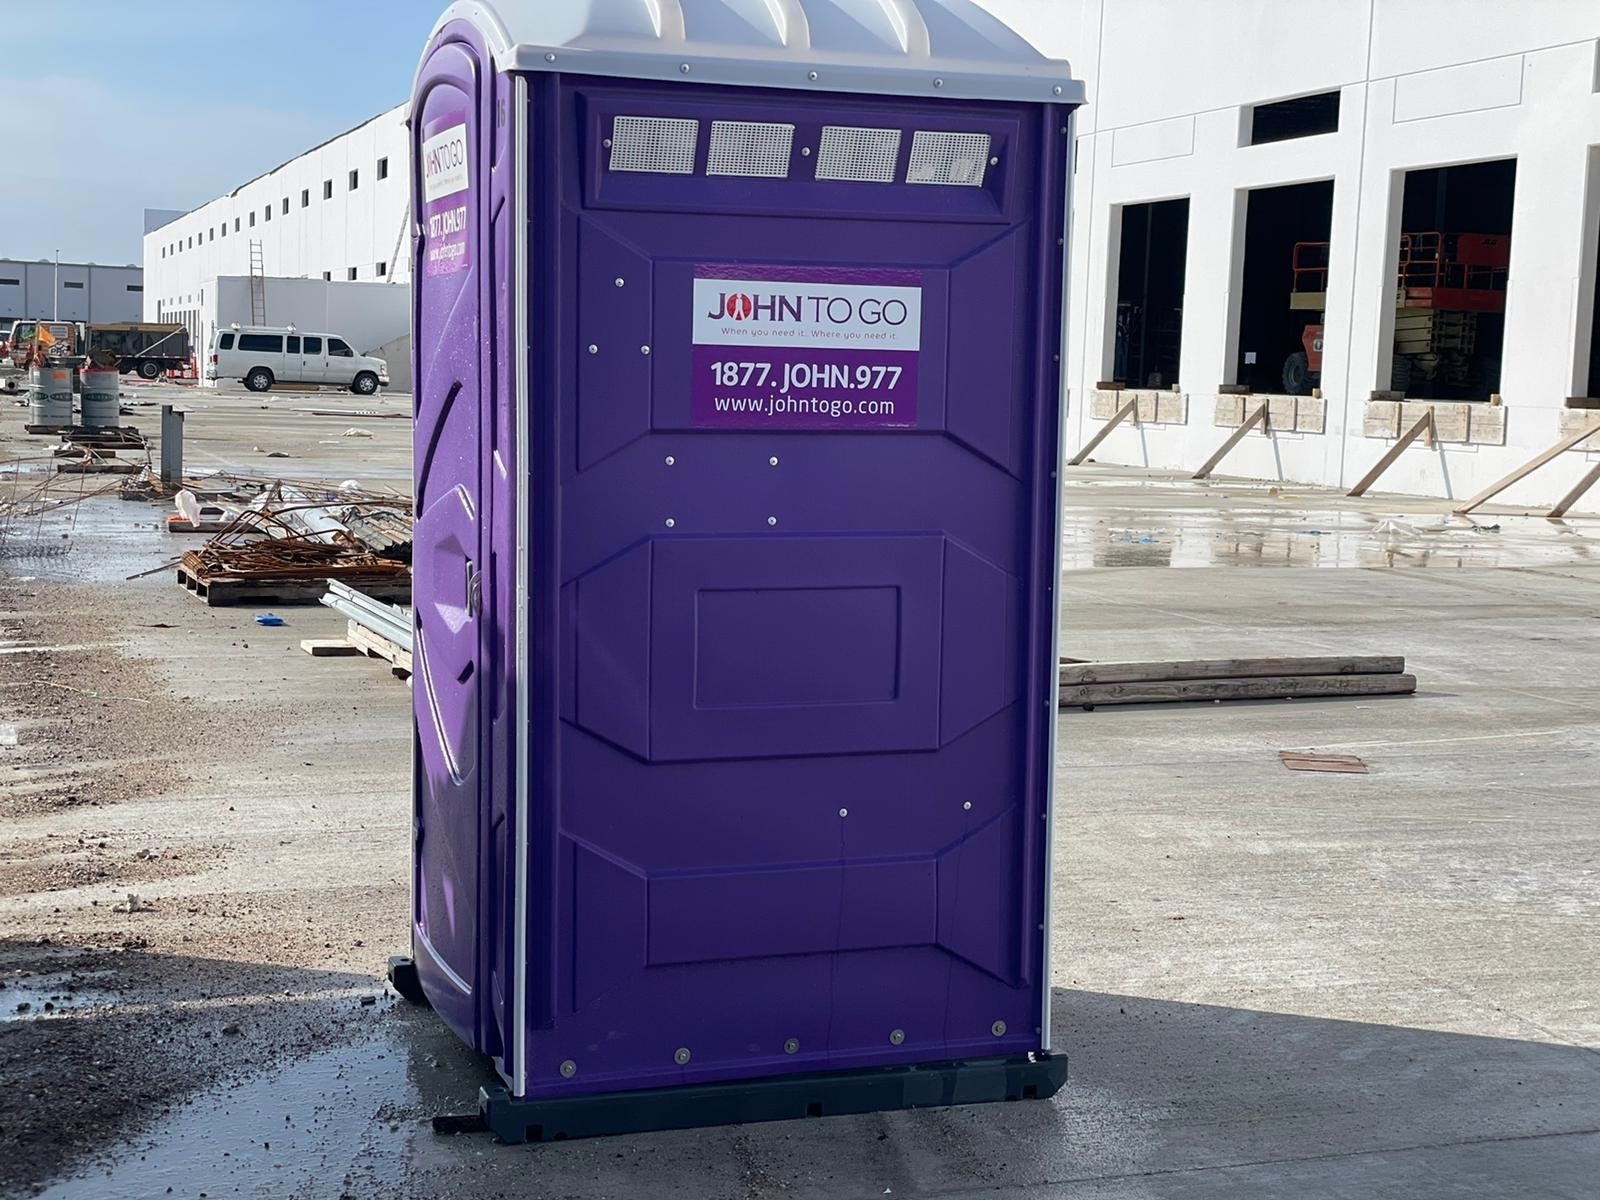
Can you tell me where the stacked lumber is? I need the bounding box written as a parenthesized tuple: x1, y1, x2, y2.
(1058, 655, 1415, 710)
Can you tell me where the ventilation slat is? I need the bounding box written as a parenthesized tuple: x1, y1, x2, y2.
(907, 131, 992, 187)
(815, 126, 901, 182)
(609, 116, 699, 174)
(707, 121, 794, 178)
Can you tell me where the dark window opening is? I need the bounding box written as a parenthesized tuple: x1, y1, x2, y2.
(217, 332, 234, 350)
(234, 218, 240, 232)
(249, 212, 256, 227)
(264, 205, 272, 222)
(237, 333, 282, 352)
(1391, 158, 1517, 399)
(63, 281, 84, 289)
(347, 267, 358, 281)
(286, 335, 301, 354)
(303, 336, 323, 354)
(301, 189, 310, 207)
(0, 278, 18, 286)
(1234, 180, 1335, 394)
(376, 262, 387, 277)
(1249, 92, 1340, 145)
(348, 169, 359, 191)
(322, 270, 331, 281)
(282, 197, 290, 215)
(328, 338, 353, 357)
(127, 284, 143, 292)
(1112, 198, 1190, 389)
(377, 157, 389, 180)
(324, 180, 333, 199)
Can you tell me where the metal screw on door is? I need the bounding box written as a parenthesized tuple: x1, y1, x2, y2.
(674, 1047, 692, 1065)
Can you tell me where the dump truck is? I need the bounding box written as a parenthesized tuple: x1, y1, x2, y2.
(1, 320, 190, 377)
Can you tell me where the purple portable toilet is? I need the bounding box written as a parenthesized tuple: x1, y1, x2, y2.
(401, 0, 1083, 1143)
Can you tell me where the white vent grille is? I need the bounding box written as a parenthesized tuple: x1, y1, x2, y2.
(907, 131, 992, 187)
(706, 121, 794, 177)
(814, 126, 901, 182)
(609, 116, 699, 174)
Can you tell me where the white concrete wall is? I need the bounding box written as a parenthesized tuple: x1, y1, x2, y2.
(142, 105, 411, 325)
(990, 0, 1600, 508)
(0, 259, 143, 323)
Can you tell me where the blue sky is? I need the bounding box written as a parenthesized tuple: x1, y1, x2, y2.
(0, 0, 441, 265)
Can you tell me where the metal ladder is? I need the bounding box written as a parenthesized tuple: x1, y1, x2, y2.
(248, 240, 267, 324)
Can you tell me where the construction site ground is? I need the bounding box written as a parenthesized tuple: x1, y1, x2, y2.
(2, 386, 1597, 1198)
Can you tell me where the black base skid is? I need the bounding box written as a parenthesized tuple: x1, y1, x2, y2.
(467, 1052, 1066, 1145)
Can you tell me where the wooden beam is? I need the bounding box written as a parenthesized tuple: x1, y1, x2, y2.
(1347, 409, 1435, 498)
(1547, 459, 1600, 519)
(1059, 655, 1404, 686)
(1455, 424, 1600, 514)
(1192, 401, 1269, 480)
(1066, 396, 1139, 467)
(1060, 673, 1418, 709)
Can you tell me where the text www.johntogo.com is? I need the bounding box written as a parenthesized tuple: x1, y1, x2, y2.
(711, 395, 897, 419)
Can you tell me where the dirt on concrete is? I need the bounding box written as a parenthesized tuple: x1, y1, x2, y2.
(0, 546, 412, 1195)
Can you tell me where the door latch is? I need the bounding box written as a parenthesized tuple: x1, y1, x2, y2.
(465, 559, 482, 618)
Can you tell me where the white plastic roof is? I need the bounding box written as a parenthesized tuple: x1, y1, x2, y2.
(426, 0, 1081, 104)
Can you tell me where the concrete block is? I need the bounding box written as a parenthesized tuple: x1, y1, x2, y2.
(1267, 396, 1297, 430)
(1558, 409, 1600, 447)
(1401, 402, 1435, 436)
(1155, 392, 1187, 425)
(1090, 389, 1119, 420)
(1364, 400, 1400, 438)
(1136, 392, 1159, 423)
(1213, 394, 1245, 427)
(1294, 395, 1326, 434)
(1468, 404, 1506, 445)
(1429, 403, 1469, 443)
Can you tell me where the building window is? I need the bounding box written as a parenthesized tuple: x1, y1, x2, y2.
(249, 212, 256, 227)
(347, 267, 358, 280)
(127, 284, 143, 292)
(324, 179, 333, 200)
(282, 197, 289, 215)
(0, 277, 19, 286)
(264, 205, 271, 222)
(376, 262, 387, 277)
(322, 271, 331, 281)
(221, 223, 227, 238)
(209, 229, 215, 242)
(63, 281, 84, 290)
(377, 156, 389, 180)
(348, 169, 359, 191)
(188, 236, 194, 248)
(301, 188, 310, 208)
(160, 248, 166, 259)
(1248, 91, 1341, 146)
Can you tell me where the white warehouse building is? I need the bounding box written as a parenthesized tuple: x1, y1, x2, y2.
(140, 3, 1600, 508)
(1044, 0, 1600, 510)
(141, 104, 412, 387)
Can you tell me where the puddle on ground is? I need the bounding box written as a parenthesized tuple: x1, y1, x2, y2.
(2, 971, 119, 1022)
(1062, 504, 1600, 570)
(33, 1006, 488, 1200)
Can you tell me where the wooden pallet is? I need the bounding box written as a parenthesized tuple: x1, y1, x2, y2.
(177, 566, 410, 608)
(344, 619, 412, 679)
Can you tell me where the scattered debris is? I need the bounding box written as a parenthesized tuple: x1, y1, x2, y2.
(253, 614, 286, 627)
(1280, 751, 1370, 774)
(316, 581, 413, 682)
(341, 428, 375, 438)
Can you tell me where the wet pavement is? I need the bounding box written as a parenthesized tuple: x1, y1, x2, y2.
(4, 406, 1599, 1198)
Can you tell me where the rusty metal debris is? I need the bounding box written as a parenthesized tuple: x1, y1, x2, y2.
(174, 484, 412, 607)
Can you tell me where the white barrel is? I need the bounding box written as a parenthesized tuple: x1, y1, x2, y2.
(28, 366, 73, 427)
(80, 368, 120, 427)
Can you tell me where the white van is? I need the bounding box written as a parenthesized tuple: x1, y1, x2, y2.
(208, 325, 390, 395)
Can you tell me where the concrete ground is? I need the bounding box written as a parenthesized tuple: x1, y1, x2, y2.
(2, 389, 1597, 1198)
